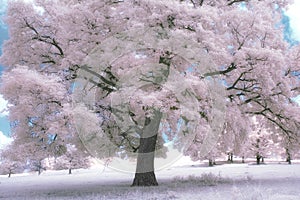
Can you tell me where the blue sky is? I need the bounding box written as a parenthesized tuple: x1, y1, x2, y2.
(0, 1, 299, 145)
(0, 0, 9, 140)
(285, 1, 300, 40)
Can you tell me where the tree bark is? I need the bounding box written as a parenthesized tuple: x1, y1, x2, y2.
(38, 167, 41, 175)
(208, 159, 214, 167)
(132, 110, 162, 187)
(69, 159, 72, 174)
(227, 152, 233, 163)
(287, 156, 292, 164)
(286, 148, 292, 164)
(37, 160, 43, 175)
(256, 154, 261, 165)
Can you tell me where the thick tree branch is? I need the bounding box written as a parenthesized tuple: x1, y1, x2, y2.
(80, 65, 117, 88)
(203, 63, 237, 77)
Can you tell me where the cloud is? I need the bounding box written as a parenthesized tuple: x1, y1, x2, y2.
(19, 0, 44, 15)
(0, 130, 12, 149)
(286, 1, 300, 40)
(0, 0, 8, 28)
(0, 0, 7, 13)
(0, 94, 8, 117)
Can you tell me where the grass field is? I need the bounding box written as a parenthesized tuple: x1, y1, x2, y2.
(1, 158, 300, 200)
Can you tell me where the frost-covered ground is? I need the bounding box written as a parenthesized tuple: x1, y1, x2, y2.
(1, 158, 300, 200)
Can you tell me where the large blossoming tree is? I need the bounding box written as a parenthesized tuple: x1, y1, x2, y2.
(0, 0, 299, 186)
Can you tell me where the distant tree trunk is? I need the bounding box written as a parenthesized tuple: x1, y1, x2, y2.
(256, 154, 261, 165)
(286, 148, 291, 164)
(227, 152, 233, 163)
(255, 139, 261, 165)
(132, 110, 162, 187)
(287, 156, 291, 165)
(69, 159, 72, 174)
(37, 160, 43, 175)
(208, 159, 214, 167)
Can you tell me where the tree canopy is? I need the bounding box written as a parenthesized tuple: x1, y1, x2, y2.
(0, 0, 299, 185)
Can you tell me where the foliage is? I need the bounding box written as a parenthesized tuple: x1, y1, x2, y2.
(0, 0, 299, 179)
(0, 145, 25, 177)
(52, 144, 90, 173)
(173, 172, 231, 186)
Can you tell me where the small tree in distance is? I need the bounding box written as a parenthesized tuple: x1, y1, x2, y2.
(0, 146, 24, 177)
(53, 144, 90, 174)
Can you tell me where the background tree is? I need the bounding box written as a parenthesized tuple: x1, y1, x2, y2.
(53, 144, 90, 174)
(0, 145, 25, 177)
(249, 129, 271, 165)
(180, 0, 300, 164)
(0, 66, 70, 174)
(274, 131, 300, 164)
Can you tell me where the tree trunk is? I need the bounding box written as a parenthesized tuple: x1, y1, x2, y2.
(132, 110, 162, 187)
(286, 148, 291, 164)
(208, 159, 214, 167)
(132, 171, 158, 186)
(37, 161, 43, 175)
(287, 157, 291, 165)
(256, 154, 261, 165)
(227, 153, 233, 163)
(69, 159, 72, 174)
